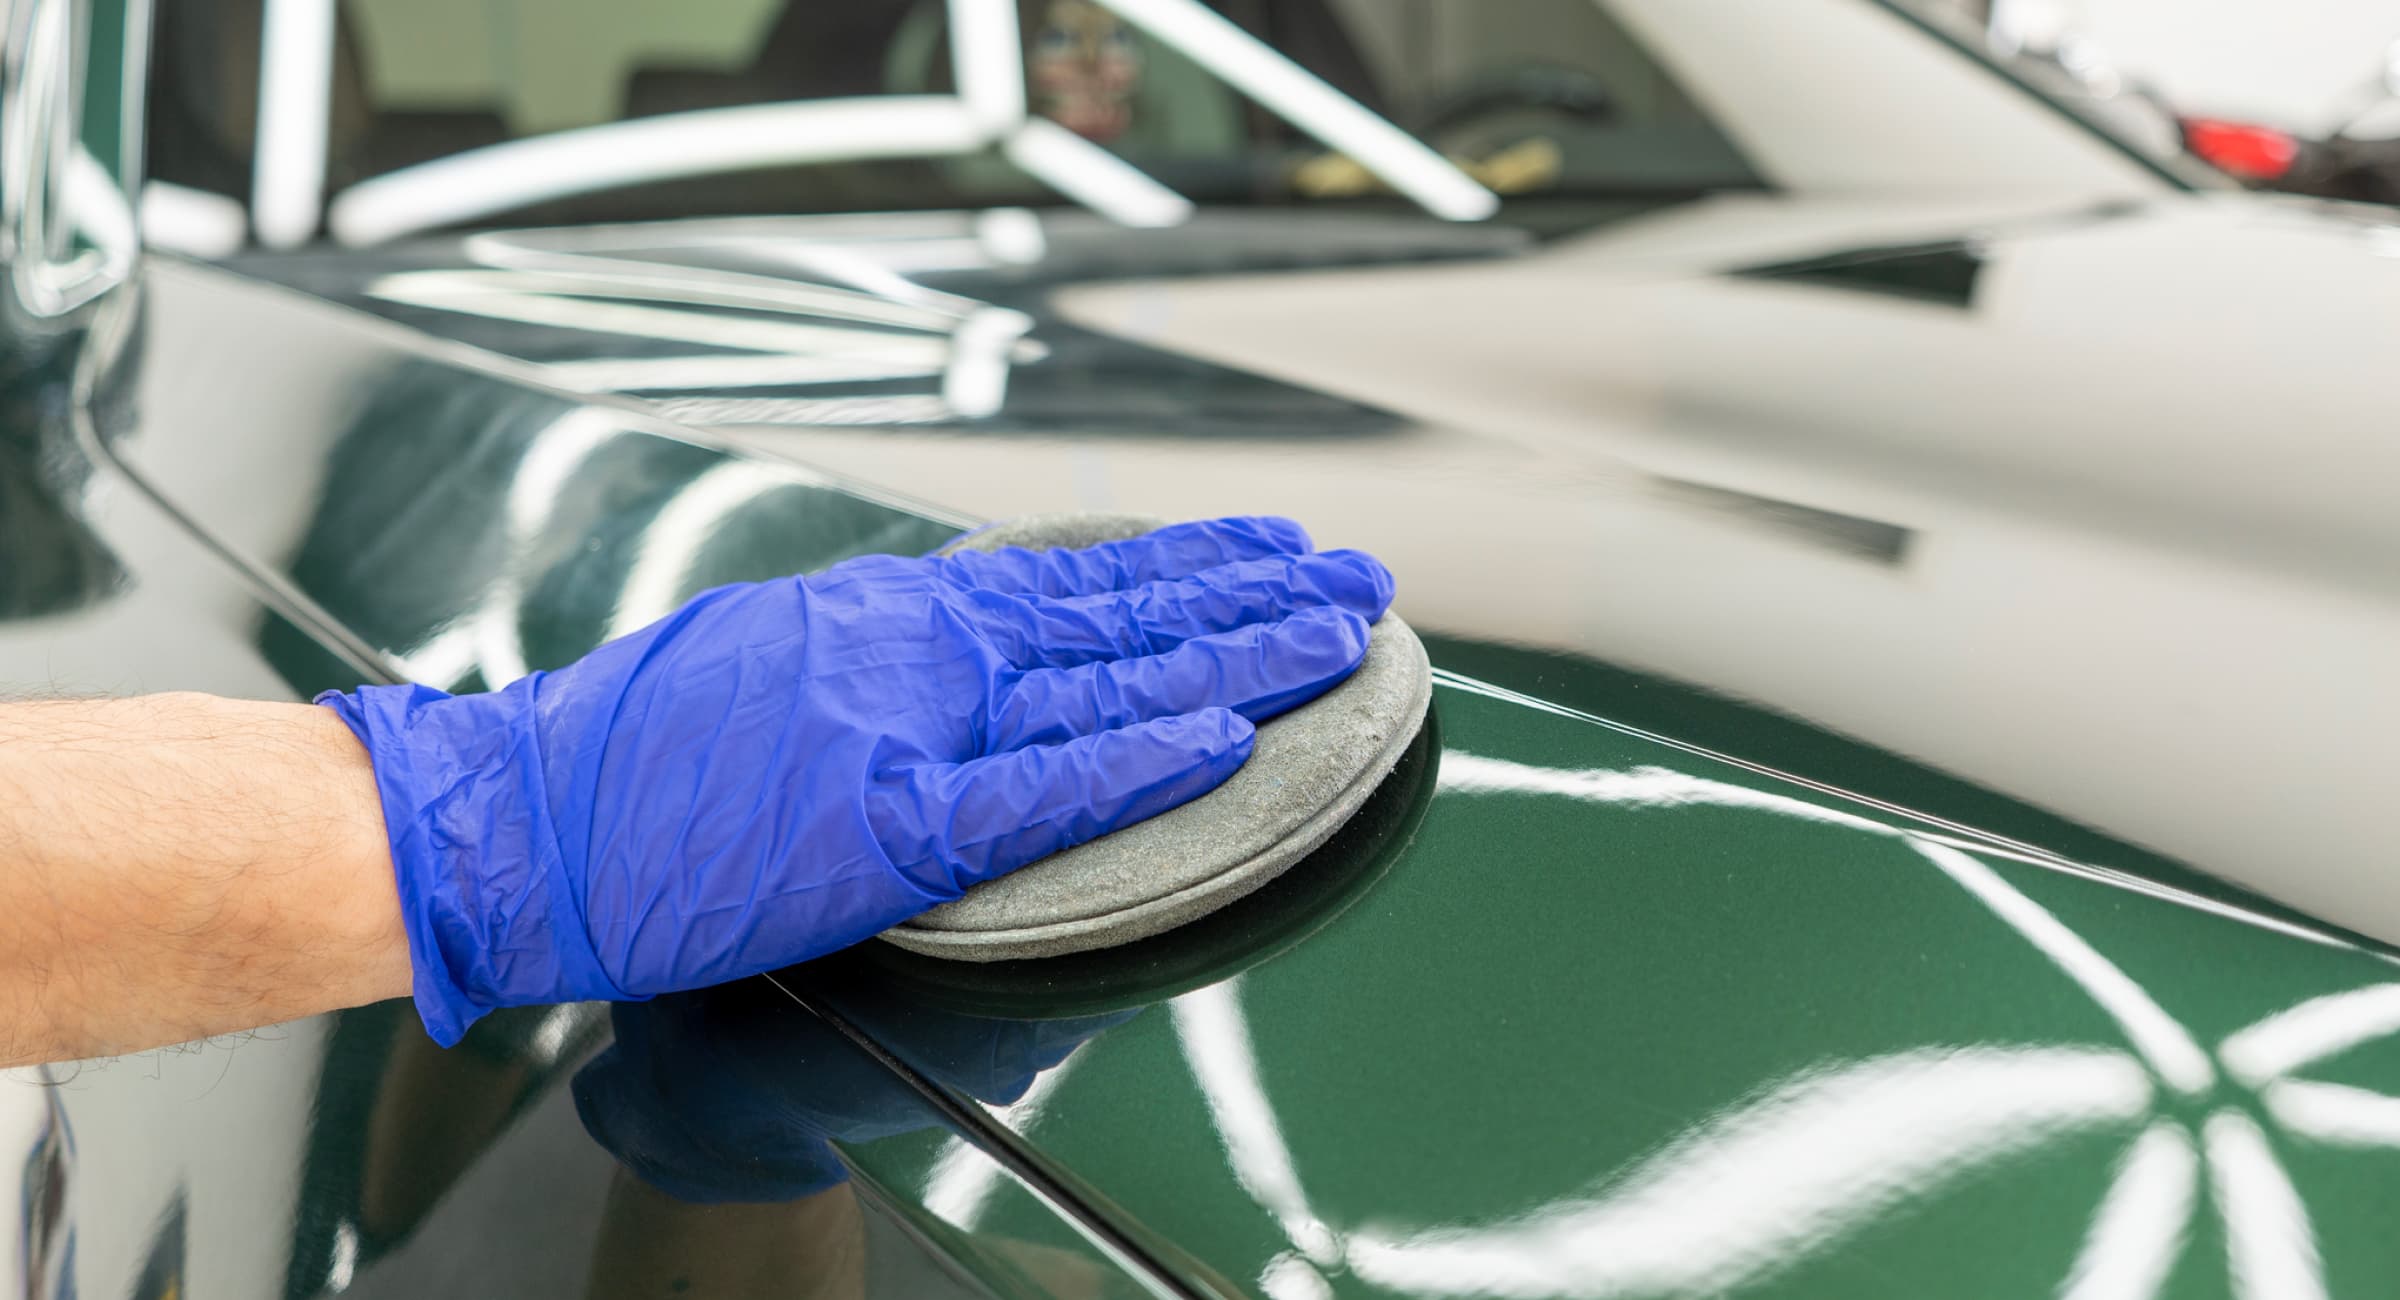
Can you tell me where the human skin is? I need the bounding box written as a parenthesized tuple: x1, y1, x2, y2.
(0, 693, 409, 1067)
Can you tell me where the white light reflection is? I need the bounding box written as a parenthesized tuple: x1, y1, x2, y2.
(524, 1002, 599, 1068)
(921, 1139, 1002, 1231)
(1343, 1047, 2149, 1299)
(390, 621, 480, 689)
(139, 181, 248, 259)
(368, 269, 957, 363)
(460, 237, 969, 331)
(470, 213, 1011, 274)
(2059, 1124, 2198, 1300)
(541, 353, 941, 395)
(752, 240, 988, 315)
(949, 0, 1028, 133)
(61, 148, 136, 274)
(368, 257, 1047, 422)
(975, 208, 1048, 265)
(2262, 1080, 2400, 1150)
(294, 0, 1487, 245)
(1439, 753, 1888, 834)
(2220, 984, 2400, 1088)
(1259, 1251, 1336, 1300)
(651, 394, 957, 428)
(1172, 980, 1339, 1265)
(388, 408, 618, 689)
(252, 0, 333, 247)
(923, 1045, 1086, 1230)
(1319, 744, 2389, 1298)
(609, 460, 826, 639)
(1003, 118, 1196, 228)
(326, 1219, 359, 1292)
(472, 410, 621, 684)
(1440, 754, 2215, 1094)
(327, 98, 989, 247)
(1914, 841, 2214, 1097)
(943, 307, 1036, 418)
(5, 0, 139, 315)
(1091, 0, 1497, 221)
(1429, 672, 2367, 955)
(2206, 1112, 2326, 1300)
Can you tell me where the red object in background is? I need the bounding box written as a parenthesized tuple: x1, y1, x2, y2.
(2181, 117, 2302, 180)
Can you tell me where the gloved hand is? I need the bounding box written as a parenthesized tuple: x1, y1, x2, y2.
(573, 973, 1133, 1203)
(320, 516, 1391, 1045)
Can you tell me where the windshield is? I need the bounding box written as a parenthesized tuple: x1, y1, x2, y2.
(145, 0, 2185, 249)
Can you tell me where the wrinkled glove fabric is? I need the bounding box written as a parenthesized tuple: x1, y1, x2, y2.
(320, 516, 1392, 1044)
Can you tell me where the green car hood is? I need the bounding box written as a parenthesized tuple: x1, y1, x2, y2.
(818, 671, 2400, 1299)
(88, 210, 2400, 1298)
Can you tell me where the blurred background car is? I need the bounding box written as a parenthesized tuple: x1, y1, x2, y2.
(1978, 16, 2400, 204)
(1958, 0, 2400, 203)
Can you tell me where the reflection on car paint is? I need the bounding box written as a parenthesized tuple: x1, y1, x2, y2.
(16, 1089, 73, 1300)
(361, 221, 1048, 424)
(41, 160, 2400, 1293)
(1121, 720, 2400, 1299)
(235, 215, 1441, 440)
(1339, 1045, 2150, 1298)
(1431, 673, 2363, 952)
(388, 407, 621, 688)
(1174, 982, 1341, 1271)
(921, 1049, 1091, 1231)
(0, 355, 122, 620)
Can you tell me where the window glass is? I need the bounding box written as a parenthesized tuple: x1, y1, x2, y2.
(147, 0, 1765, 230)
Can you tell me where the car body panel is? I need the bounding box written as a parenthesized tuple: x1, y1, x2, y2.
(0, 291, 1177, 1300)
(826, 675, 2400, 1299)
(8, 0, 2399, 1289)
(172, 196, 2400, 946)
(21, 205, 2392, 1297)
(0, 344, 384, 1300)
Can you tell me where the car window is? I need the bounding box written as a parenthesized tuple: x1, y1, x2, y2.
(1310, 0, 1760, 195)
(147, 0, 1763, 234)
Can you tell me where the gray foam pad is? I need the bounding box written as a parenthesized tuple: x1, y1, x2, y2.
(880, 514, 1432, 962)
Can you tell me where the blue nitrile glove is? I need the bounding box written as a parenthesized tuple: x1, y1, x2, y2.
(573, 975, 1134, 1203)
(319, 516, 1392, 1046)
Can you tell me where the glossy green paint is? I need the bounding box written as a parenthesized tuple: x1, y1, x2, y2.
(76, 0, 134, 183)
(1412, 634, 2352, 935)
(0, 282, 1174, 1300)
(821, 674, 2400, 1298)
(12, 0, 2394, 1289)
(69, 244, 2400, 1298)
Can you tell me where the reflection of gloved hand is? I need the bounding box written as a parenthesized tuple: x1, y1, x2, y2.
(320, 517, 1392, 1045)
(573, 978, 1132, 1203)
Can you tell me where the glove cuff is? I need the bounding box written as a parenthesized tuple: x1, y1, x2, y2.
(318, 681, 624, 1045)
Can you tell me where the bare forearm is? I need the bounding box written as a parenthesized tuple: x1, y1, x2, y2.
(0, 693, 410, 1066)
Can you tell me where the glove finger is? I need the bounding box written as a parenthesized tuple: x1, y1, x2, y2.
(989, 606, 1369, 751)
(873, 708, 1254, 892)
(971, 549, 1395, 669)
(936, 516, 1313, 597)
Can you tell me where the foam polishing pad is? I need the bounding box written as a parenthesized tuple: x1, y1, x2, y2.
(880, 514, 1432, 961)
